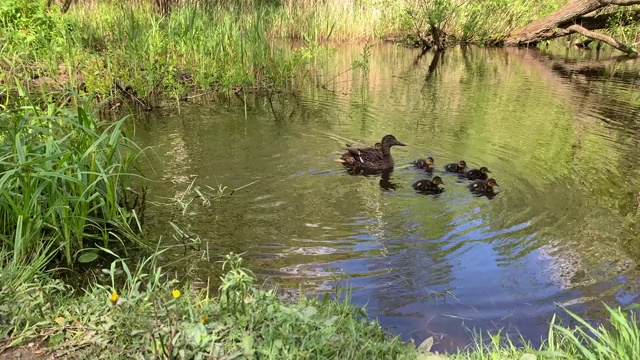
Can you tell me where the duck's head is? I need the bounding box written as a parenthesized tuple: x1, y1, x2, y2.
(432, 176, 444, 185)
(381, 135, 406, 147)
(374, 142, 382, 150)
(427, 157, 435, 165)
(480, 166, 491, 174)
(487, 178, 500, 187)
(458, 160, 467, 168)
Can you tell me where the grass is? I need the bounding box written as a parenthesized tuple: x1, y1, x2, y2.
(0, 251, 419, 359)
(4, 0, 640, 109)
(0, 0, 572, 109)
(0, 92, 146, 267)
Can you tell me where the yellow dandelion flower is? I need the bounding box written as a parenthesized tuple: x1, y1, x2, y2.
(54, 316, 66, 326)
(109, 291, 119, 304)
(199, 316, 207, 324)
(172, 289, 181, 299)
(144, 296, 149, 302)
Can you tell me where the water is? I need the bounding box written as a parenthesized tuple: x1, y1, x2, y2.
(134, 45, 640, 352)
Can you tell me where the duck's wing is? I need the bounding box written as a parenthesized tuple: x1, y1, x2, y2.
(358, 147, 384, 162)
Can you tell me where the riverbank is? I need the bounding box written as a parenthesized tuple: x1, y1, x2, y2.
(1, 0, 569, 111)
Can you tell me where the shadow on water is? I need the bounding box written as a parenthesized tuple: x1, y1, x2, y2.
(135, 44, 640, 352)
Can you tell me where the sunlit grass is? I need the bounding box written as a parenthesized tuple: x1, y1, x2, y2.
(0, 94, 146, 266)
(0, 0, 572, 106)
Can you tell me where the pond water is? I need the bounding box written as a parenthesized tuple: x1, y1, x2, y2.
(135, 45, 640, 352)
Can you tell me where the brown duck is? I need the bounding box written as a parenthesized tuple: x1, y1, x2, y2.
(336, 135, 406, 172)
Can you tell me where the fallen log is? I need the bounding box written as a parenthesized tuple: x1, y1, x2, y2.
(506, 0, 640, 57)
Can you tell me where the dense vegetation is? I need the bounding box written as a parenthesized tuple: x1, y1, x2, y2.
(1, 0, 573, 108)
(2, 0, 640, 359)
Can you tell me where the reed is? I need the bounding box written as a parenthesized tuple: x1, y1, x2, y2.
(0, 94, 146, 267)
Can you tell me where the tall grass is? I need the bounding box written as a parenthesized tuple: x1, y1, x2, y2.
(1, 0, 322, 104)
(0, 95, 146, 267)
(0, 0, 570, 105)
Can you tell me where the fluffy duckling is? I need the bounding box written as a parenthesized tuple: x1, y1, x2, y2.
(444, 160, 467, 173)
(464, 166, 491, 180)
(412, 176, 445, 194)
(413, 156, 435, 172)
(468, 178, 500, 193)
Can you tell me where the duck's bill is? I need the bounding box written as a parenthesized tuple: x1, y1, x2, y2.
(395, 141, 407, 146)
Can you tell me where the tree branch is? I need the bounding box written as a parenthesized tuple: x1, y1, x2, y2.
(600, 0, 640, 5)
(566, 24, 638, 56)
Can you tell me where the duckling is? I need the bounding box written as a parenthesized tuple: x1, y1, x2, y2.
(345, 146, 364, 163)
(413, 156, 435, 172)
(464, 166, 491, 180)
(444, 160, 467, 173)
(336, 135, 406, 172)
(412, 176, 445, 194)
(468, 178, 500, 193)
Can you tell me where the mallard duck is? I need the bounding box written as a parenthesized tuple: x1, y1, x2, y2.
(412, 176, 445, 194)
(468, 178, 499, 193)
(413, 156, 435, 172)
(346, 142, 382, 150)
(444, 160, 467, 173)
(336, 135, 406, 172)
(464, 166, 491, 180)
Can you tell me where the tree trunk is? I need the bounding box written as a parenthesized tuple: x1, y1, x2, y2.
(505, 0, 640, 57)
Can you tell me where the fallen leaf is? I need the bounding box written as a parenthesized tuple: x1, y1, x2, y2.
(417, 336, 434, 353)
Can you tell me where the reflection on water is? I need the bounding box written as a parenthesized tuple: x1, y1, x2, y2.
(135, 45, 640, 352)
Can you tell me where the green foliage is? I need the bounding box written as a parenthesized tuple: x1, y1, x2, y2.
(1, 0, 324, 105)
(0, 100, 145, 267)
(0, 251, 418, 359)
(0, 0, 64, 46)
(546, 304, 640, 359)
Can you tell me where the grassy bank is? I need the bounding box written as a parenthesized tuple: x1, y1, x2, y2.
(0, 0, 570, 109)
(2, 248, 640, 359)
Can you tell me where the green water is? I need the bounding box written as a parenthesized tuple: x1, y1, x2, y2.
(135, 45, 640, 351)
